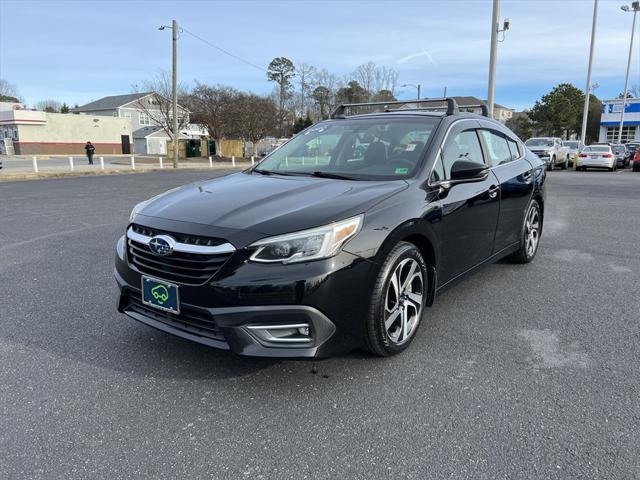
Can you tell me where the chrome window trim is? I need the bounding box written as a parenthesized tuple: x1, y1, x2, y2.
(127, 227, 236, 255)
(427, 118, 480, 187)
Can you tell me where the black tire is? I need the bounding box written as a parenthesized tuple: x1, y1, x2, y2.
(547, 158, 555, 171)
(364, 242, 428, 357)
(508, 199, 542, 264)
(561, 156, 568, 169)
(633, 164, 640, 172)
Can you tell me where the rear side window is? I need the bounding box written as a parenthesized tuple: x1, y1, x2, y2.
(480, 130, 512, 166)
(507, 138, 520, 160)
(440, 130, 485, 179)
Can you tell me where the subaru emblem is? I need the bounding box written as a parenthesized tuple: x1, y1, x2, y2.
(148, 235, 175, 256)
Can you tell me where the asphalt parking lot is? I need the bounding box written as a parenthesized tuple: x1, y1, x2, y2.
(1, 168, 639, 479)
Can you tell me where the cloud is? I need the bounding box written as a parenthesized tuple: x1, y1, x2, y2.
(397, 48, 437, 66)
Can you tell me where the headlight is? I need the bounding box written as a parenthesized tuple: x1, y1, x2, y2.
(129, 199, 151, 222)
(249, 215, 363, 264)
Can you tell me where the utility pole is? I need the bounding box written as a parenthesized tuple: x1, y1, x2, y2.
(172, 19, 179, 168)
(417, 84, 421, 100)
(487, 0, 500, 119)
(618, 2, 639, 144)
(580, 0, 599, 147)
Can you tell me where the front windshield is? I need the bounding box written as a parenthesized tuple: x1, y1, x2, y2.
(564, 141, 579, 148)
(253, 117, 439, 180)
(525, 139, 553, 147)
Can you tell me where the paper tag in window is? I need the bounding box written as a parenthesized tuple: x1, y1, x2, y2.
(394, 167, 409, 174)
(405, 144, 417, 151)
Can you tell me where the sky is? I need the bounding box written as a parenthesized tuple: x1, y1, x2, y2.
(0, 0, 639, 111)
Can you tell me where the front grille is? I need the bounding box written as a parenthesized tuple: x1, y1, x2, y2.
(125, 291, 226, 342)
(127, 224, 234, 286)
(130, 224, 227, 247)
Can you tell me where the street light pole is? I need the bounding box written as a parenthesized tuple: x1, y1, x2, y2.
(172, 19, 179, 168)
(618, 2, 639, 144)
(487, 0, 500, 118)
(580, 0, 599, 146)
(401, 83, 421, 100)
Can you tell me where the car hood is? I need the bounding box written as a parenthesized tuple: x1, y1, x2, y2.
(137, 172, 408, 236)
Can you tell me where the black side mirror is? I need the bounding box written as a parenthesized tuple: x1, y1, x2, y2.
(450, 160, 489, 181)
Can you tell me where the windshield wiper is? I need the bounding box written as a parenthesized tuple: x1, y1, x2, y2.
(305, 171, 357, 180)
(252, 168, 273, 175)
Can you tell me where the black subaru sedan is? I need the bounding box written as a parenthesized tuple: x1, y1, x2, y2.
(114, 99, 546, 358)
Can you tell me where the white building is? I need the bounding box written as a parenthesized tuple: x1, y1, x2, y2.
(71, 93, 190, 154)
(599, 98, 640, 144)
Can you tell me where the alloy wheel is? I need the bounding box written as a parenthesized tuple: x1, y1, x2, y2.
(384, 258, 424, 345)
(525, 205, 540, 258)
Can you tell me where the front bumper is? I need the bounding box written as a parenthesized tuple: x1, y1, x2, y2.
(114, 235, 374, 358)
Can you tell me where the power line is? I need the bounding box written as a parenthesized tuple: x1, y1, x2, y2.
(180, 27, 267, 73)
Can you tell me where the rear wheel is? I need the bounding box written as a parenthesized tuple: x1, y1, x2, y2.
(633, 163, 640, 172)
(508, 199, 542, 264)
(364, 242, 427, 356)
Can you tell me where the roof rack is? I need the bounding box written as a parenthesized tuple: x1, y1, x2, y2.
(330, 98, 490, 119)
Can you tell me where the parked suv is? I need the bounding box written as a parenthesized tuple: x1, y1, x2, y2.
(114, 99, 546, 358)
(525, 137, 570, 170)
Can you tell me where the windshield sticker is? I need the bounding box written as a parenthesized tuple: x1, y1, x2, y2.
(405, 144, 417, 151)
(394, 167, 409, 175)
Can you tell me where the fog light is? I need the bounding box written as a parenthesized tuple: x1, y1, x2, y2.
(246, 323, 312, 344)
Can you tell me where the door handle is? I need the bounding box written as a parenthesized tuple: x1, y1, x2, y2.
(522, 171, 533, 182)
(488, 185, 500, 199)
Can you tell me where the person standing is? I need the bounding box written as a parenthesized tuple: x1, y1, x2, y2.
(85, 141, 95, 165)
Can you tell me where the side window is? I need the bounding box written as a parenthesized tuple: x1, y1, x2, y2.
(479, 130, 512, 166)
(507, 138, 520, 160)
(440, 129, 485, 179)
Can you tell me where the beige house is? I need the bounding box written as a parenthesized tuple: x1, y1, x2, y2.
(451, 96, 514, 124)
(0, 110, 132, 155)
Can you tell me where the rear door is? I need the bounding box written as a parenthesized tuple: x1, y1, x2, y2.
(478, 128, 533, 253)
(431, 121, 500, 284)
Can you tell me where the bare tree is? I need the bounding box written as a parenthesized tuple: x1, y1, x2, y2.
(132, 71, 190, 137)
(230, 93, 278, 154)
(0, 78, 21, 102)
(297, 63, 315, 117)
(35, 99, 62, 112)
(188, 83, 238, 155)
(352, 62, 399, 99)
(352, 62, 377, 100)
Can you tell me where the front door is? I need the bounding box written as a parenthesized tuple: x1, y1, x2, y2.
(431, 124, 500, 284)
(478, 128, 534, 253)
(121, 135, 131, 154)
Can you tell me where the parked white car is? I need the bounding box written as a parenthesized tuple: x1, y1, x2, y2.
(525, 137, 570, 170)
(577, 145, 617, 171)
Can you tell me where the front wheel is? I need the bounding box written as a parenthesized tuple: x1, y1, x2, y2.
(547, 158, 555, 171)
(364, 242, 428, 356)
(508, 199, 542, 264)
(561, 156, 568, 169)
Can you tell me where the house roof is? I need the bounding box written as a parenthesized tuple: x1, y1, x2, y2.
(133, 126, 163, 138)
(71, 92, 152, 112)
(133, 126, 190, 139)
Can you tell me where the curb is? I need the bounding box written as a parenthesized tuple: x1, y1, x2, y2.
(0, 164, 251, 182)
